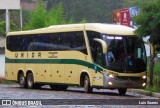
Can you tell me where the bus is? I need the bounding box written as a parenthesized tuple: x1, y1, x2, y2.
(5, 23, 147, 95)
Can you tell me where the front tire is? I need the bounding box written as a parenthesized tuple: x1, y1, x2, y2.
(27, 73, 34, 89)
(84, 75, 93, 93)
(118, 88, 127, 95)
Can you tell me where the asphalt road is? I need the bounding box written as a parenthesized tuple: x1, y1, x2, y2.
(0, 84, 159, 108)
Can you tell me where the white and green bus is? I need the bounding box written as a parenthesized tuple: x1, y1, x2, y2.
(5, 23, 147, 95)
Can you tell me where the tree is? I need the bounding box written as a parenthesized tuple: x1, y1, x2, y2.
(68, 16, 75, 24)
(122, 0, 151, 8)
(27, 0, 46, 29)
(45, 2, 65, 26)
(134, 0, 160, 87)
(54, 2, 65, 24)
(22, 10, 31, 29)
(25, 1, 67, 29)
(0, 21, 5, 36)
(80, 18, 87, 23)
(45, 6, 56, 26)
(46, 0, 124, 23)
(0, 21, 18, 37)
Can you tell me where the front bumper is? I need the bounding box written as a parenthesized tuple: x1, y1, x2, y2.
(103, 74, 146, 89)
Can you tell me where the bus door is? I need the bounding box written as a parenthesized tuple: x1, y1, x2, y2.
(92, 42, 104, 86)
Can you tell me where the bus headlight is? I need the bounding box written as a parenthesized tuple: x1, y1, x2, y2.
(108, 82, 113, 85)
(109, 74, 114, 78)
(142, 75, 147, 79)
(142, 83, 146, 87)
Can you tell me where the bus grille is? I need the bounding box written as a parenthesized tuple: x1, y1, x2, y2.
(116, 76, 142, 81)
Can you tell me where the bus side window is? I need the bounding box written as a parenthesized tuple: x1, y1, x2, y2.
(23, 36, 29, 51)
(70, 32, 87, 55)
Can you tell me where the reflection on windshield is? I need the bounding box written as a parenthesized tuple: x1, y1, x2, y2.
(103, 35, 146, 73)
(125, 37, 146, 72)
(105, 36, 126, 63)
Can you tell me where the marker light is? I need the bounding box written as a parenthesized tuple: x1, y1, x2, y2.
(109, 74, 114, 78)
(142, 83, 146, 87)
(108, 82, 113, 85)
(115, 37, 122, 40)
(142, 75, 147, 79)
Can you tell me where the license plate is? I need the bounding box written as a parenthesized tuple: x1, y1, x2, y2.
(125, 83, 132, 87)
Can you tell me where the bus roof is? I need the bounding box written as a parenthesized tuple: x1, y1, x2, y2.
(7, 23, 135, 36)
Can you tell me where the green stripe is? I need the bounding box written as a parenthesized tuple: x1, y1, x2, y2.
(5, 57, 103, 72)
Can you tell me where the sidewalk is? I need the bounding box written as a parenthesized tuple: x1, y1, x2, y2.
(0, 37, 5, 48)
(129, 89, 160, 98)
(0, 54, 5, 77)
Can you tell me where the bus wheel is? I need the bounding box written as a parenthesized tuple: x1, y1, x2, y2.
(84, 75, 93, 93)
(118, 88, 127, 95)
(27, 73, 34, 89)
(19, 74, 26, 88)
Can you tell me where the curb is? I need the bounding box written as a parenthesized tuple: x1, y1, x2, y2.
(129, 89, 160, 98)
(152, 92, 160, 98)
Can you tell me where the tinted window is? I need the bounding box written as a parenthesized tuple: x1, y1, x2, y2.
(103, 34, 146, 73)
(87, 31, 105, 67)
(104, 35, 126, 72)
(105, 36, 125, 63)
(7, 31, 87, 54)
(125, 37, 146, 72)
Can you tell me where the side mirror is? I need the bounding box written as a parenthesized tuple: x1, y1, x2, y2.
(94, 38, 107, 54)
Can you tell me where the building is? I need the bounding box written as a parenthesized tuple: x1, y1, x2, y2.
(21, 0, 38, 10)
(21, 0, 48, 10)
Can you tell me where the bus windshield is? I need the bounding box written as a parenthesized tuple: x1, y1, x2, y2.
(103, 35, 147, 73)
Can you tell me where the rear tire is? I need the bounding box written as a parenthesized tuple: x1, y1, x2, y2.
(84, 75, 93, 93)
(19, 74, 26, 88)
(118, 88, 127, 95)
(27, 73, 34, 89)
